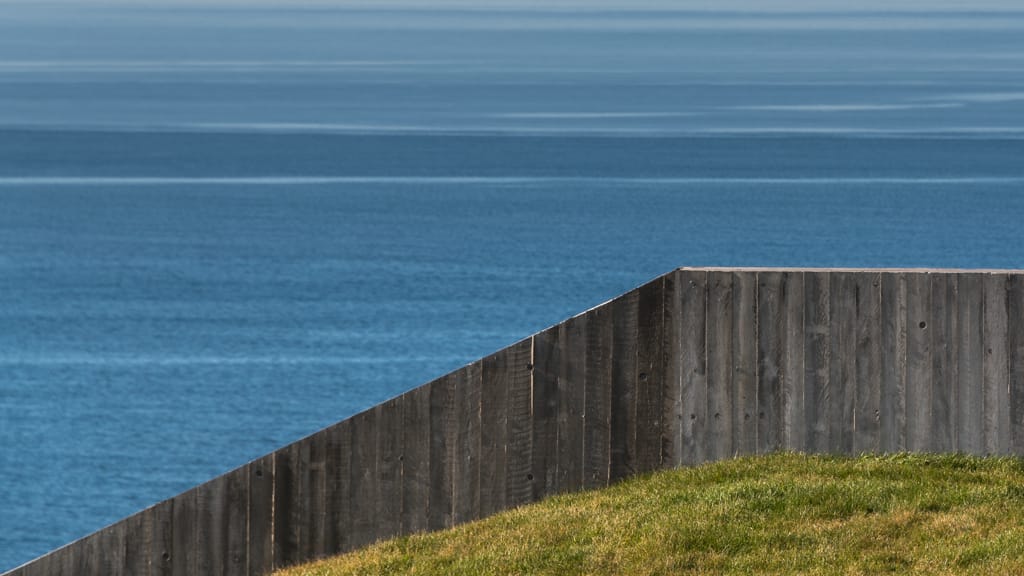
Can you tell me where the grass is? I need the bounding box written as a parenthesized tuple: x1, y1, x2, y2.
(275, 453, 1024, 576)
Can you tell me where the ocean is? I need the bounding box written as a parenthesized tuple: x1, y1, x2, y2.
(2, 2, 1024, 570)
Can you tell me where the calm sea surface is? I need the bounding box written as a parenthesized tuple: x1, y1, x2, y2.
(2, 2, 1024, 570)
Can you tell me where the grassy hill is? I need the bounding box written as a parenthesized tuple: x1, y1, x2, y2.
(275, 453, 1024, 575)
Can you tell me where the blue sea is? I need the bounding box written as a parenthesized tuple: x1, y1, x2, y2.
(2, 2, 1024, 570)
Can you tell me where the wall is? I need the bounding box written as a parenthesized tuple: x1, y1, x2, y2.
(6, 268, 1024, 576)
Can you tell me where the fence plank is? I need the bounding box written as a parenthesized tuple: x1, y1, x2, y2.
(377, 396, 405, 540)
(170, 488, 197, 576)
(829, 272, 856, 454)
(610, 291, 639, 481)
(480, 350, 509, 516)
(781, 271, 805, 452)
(349, 407, 379, 548)
(504, 339, 535, 507)
(957, 273, 985, 454)
(636, 277, 665, 472)
(732, 271, 757, 457)
(880, 272, 908, 453)
(854, 272, 882, 453)
(197, 467, 248, 576)
(584, 303, 613, 488)
(983, 274, 1011, 454)
(428, 374, 456, 530)
(273, 440, 310, 569)
(402, 384, 431, 534)
(707, 271, 734, 461)
(906, 272, 933, 452)
(532, 326, 560, 499)
(150, 498, 174, 576)
(1009, 274, 1024, 454)
(930, 273, 958, 452)
(679, 270, 708, 465)
(557, 315, 587, 491)
(454, 363, 482, 523)
(247, 453, 275, 575)
(757, 271, 783, 454)
(804, 271, 830, 454)
(661, 271, 683, 468)
(306, 430, 328, 559)
(324, 420, 352, 555)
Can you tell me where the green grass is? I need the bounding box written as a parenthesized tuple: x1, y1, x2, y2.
(276, 453, 1024, 576)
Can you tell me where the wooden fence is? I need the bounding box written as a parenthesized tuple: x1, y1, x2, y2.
(6, 268, 1024, 576)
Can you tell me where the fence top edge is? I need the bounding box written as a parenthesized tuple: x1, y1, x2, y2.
(675, 266, 1024, 274)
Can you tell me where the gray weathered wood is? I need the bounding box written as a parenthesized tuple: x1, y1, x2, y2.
(609, 291, 638, 481)
(502, 338, 534, 507)
(349, 407, 379, 548)
(376, 395, 405, 540)
(732, 271, 757, 457)
(636, 277, 665, 472)
(830, 271, 856, 454)
(781, 271, 805, 452)
(707, 271, 734, 461)
(906, 272, 933, 452)
(197, 466, 247, 576)
(757, 271, 783, 454)
(557, 315, 587, 492)
(307, 430, 328, 559)
(151, 498, 175, 576)
(584, 303, 613, 488)
(324, 420, 352, 555)
(957, 273, 985, 454)
(274, 440, 310, 569)
(428, 374, 455, 530)
(170, 487, 197, 576)
(854, 272, 882, 453)
(804, 271, 830, 453)
(880, 272, 907, 453)
(121, 509, 150, 576)
(480, 350, 509, 516)
(930, 273, 958, 452)
(247, 453, 275, 575)
(661, 271, 683, 468)
(983, 273, 1010, 454)
(531, 326, 560, 499)
(679, 270, 708, 465)
(1009, 274, 1024, 454)
(453, 362, 482, 523)
(401, 384, 431, 534)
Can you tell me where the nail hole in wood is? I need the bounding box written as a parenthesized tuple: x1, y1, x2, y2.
(919, 321, 927, 329)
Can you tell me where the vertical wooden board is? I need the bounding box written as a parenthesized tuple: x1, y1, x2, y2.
(71, 528, 104, 575)
(119, 508, 150, 576)
(584, 303, 613, 488)
(349, 407, 379, 547)
(757, 271, 783, 454)
(92, 523, 124, 576)
(983, 274, 1011, 454)
(610, 290, 639, 482)
(151, 498, 175, 576)
(247, 453, 275, 575)
(453, 362, 482, 524)
(679, 270, 708, 465)
(306, 430, 329, 560)
(428, 374, 455, 530)
(854, 272, 882, 454)
(401, 385, 431, 534)
(636, 277, 665, 473)
(880, 272, 908, 453)
(531, 326, 560, 499)
(273, 441, 309, 569)
(661, 271, 683, 468)
(732, 271, 757, 457)
(929, 273, 958, 452)
(803, 271, 830, 454)
(503, 338, 534, 507)
(197, 467, 248, 576)
(781, 271, 806, 452)
(829, 272, 856, 454)
(557, 314, 587, 492)
(707, 271, 734, 461)
(480, 348, 510, 516)
(170, 488, 196, 576)
(1009, 274, 1024, 454)
(905, 272, 933, 452)
(377, 396, 405, 539)
(957, 273, 985, 454)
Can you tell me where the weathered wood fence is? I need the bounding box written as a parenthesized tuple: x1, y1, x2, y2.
(7, 268, 1024, 576)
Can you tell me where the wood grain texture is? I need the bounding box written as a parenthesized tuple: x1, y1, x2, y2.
(196, 467, 248, 576)
(584, 304, 613, 489)
(661, 271, 683, 468)
(170, 487, 197, 576)
(503, 338, 534, 507)
(324, 420, 352, 555)
(121, 509, 150, 576)
(1009, 274, 1024, 454)
(854, 272, 882, 453)
(781, 271, 806, 452)
(636, 277, 665, 472)
(829, 271, 856, 454)
(247, 453, 275, 575)
(804, 271, 830, 454)
(150, 498, 175, 576)
(732, 271, 757, 457)
(880, 272, 908, 453)
(983, 274, 1010, 454)
(906, 272, 933, 452)
(532, 326, 560, 499)
(349, 408, 379, 549)
(453, 362, 482, 523)
(377, 396, 405, 539)
(557, 315, 586, 492)
(679, 270, 708, 465)
(707, 271, 734, 461)
(757, 271, 783, 454)
(273, 440, 310, 569)
(930, 273, 958, 453)
(428, 374, 456, 530)
(609, 291, 638, 482)
(957, 273, 985, 454)
(401, 385, 431, 534)
(480, 349, 510, 516)
(306, 430, 328, 559)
